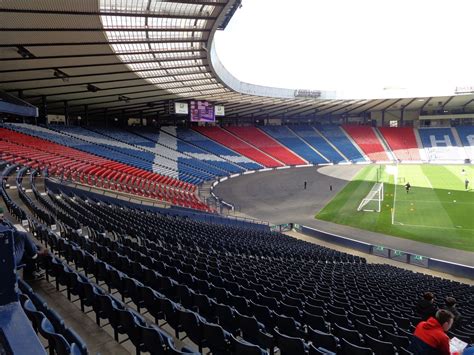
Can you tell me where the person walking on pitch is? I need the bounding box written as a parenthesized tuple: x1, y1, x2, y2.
(405, 182, 411, 194)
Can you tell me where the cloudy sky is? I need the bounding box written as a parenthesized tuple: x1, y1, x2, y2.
(214, 0, 474, 99)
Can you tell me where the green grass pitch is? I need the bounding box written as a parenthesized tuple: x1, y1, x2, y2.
(316, 165, 474, 251)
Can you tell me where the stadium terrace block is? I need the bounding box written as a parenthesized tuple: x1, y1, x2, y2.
(317, 125, 366, 162)
(343, 125, 391, 161)
(225, 126, 307, 165)
(290, 125, 346, 163)
(260, 125, 328, 164)
(378, 127, 420, 161)
(194, 126, 284, 168)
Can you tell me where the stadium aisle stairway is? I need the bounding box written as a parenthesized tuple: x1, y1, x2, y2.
(289, 125, 346, 163)
(378, 127, 420, 161)
(455, 126, 474, 160)
(317, 125, 366, 162)
(225, 126, 307, 166)
(0, 128, 210, 211)
(163, 127, 262, 171)
(342, 125, 391, 161)
(418, 128, 466, 161)
(260, 126, 327, 164)
(194, 126, 284, 168)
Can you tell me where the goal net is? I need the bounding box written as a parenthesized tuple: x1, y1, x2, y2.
(357, 182, 384, 212)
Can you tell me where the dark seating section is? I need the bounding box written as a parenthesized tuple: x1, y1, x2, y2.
(2, 162, 474, 355)
(19, 279, 88, 355)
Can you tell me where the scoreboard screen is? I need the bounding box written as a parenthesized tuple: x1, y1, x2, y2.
(190, 100, 215, 122)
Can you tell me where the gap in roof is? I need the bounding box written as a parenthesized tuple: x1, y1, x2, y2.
(214, 0, 474, 99)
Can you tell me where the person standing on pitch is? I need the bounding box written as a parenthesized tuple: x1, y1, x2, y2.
(405, 182, 411, 193)
(465, 178, 469, 191)
(303, 181, 307, 190)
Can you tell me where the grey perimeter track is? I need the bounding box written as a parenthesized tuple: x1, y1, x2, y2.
(213, 165, 474, 267)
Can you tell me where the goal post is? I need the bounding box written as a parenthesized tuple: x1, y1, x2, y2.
(357, 182, 384, 212)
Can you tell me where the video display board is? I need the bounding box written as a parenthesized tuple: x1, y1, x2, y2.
(190, 100, 215, 122)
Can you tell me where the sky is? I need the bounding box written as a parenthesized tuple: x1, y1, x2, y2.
(214, 0, 474, 99)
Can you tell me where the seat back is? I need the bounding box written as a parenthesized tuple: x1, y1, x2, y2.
(365, 334, 397, 355)
(340, 338, 374, 355)
(274, 328, 306, 355)
(230, 334, 268, 355)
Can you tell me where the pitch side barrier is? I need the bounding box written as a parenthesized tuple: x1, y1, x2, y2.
(0, 225, 46, 355)
(294, 224, 474, 280)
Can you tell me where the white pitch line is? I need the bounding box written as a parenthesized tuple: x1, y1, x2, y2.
(391, 165, 398, 225)
(396, 199, 474, 205)
(422, 170, 434, 189)
(393, 222, 474, 231)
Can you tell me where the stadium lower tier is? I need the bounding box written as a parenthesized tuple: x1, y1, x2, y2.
(1, 165, 473, 355)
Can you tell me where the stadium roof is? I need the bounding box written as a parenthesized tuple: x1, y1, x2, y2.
(1, 0, 474, 121)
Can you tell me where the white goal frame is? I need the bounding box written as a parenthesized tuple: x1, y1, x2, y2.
(357, 182, 384, 212)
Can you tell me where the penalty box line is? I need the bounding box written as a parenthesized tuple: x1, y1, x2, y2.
(392, 221, 474, 231)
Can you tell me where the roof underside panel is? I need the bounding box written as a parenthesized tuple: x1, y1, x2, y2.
(0, 0, 473, 119)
